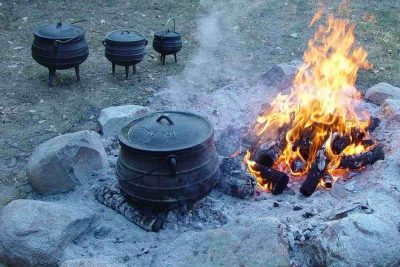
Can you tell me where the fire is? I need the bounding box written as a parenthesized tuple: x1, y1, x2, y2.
(245, 9, 375, 191)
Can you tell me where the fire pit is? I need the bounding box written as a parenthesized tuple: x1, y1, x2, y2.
(243, 13, 385, 196)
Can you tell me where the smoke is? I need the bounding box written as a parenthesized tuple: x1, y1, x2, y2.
(167, 0, 263, 92)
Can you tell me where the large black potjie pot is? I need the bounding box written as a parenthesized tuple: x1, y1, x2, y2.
(102, 30, 148, 79)
(116, 111, 219, 210)
(153, 18, 182, 65)
(32, 21, 89, 86)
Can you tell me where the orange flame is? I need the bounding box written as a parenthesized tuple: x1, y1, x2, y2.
(245, 9, 374, 190)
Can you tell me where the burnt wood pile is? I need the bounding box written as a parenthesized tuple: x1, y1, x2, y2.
(247, 116, 384, 196)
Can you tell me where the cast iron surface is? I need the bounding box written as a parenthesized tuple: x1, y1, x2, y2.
(152, 18, 182, 65)
(31, 21, 89, 86)
(102, 30, 148, 79)
(117, 111, 219, 210)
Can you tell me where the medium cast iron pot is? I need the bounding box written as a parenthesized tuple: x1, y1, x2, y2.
(102, 30, 148, 79)
(153, 18, 182, 65)
(116, 111, 219, 210)
(32, 20, 89, 86)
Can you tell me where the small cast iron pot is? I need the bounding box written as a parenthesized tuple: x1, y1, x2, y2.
(153, 18, 182, 65)
(31, 20, 89, 86)
(102, 30, 148, 79)
(116, 111, 219, 210)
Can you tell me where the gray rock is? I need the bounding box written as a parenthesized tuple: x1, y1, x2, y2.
(303, 214, 400, 266)
(365, 82, 400, 105)
(382, 98, 400, 122)
(258, 60, 302, 92)
(0, 199, 97, 267)
(27, 130, 108, 195)
(153, 217, 290, 266)
(98, 105, 149, 137)
(60, 258, 126, 267)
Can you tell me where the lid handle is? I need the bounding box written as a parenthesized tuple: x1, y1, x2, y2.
(56, 22, 62, 28)
(121, 30, 130, 35)
(156, 114, 174, 125)
(166, 17, 176, 32)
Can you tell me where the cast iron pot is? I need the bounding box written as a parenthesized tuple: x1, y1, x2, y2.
(32, 21, 89, 86)
(116, 111, 219, 210)
(102, 30, 148, 79)
(153, 18, 182, 65)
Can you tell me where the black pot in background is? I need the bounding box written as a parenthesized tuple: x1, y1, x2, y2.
(153, 18, 182, 65)
(102, 30, 148, 79)
(31, 21, 89, 86)
(116, 111, 219, 211)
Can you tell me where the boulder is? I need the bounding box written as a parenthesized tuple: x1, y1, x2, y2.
(0, 199, 97, 267)
(258, 60, 302, 92)
(382, 98, 400, 122)
(98, 105, 149, 137)
(365, 82, 400, 105)
(60, 258, 126, 267)
(27, 130, 108, 195)
(153, 217, 290, 267)
(302, 214, 400, 266)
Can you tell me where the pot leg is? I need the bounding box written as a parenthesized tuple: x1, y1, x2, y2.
(112, 63, 116, 75)
(74, 66, 80, 81)
(162, 54, 165, 65)
(132, 65, 136, 74)
(48, 68, 55, 87)
(174, 53, 177, 63)
(125, 66, 129, 79)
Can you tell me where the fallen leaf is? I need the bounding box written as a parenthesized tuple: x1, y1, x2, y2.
(100, 19, 105, 24)
(13, 46, 23, 50)
(290, 33, 298, 38)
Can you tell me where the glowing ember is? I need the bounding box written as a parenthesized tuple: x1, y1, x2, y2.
(244, 8, 379, 193)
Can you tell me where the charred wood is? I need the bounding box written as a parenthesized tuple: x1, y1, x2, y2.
(94, 184, 166, 232)
(291, 158, 305, 173)
(300, 145, 329, 197)
(217, 173, 257, 199)
(255, 129, 287, 167)
(339, 145, 384, 169)
(322, 174, 333, 189)
(253, 163, 289, 194)
(331, 134, 351, 155)
(367, 117, 380, 132)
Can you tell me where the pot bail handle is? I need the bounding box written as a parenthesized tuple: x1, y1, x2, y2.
(166, 17, 176, 32)
(156, 114, 174, 125)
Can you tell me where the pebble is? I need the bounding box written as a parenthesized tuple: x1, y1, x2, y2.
(293, 205, 303, 211)
(303, 211, 316, 218)
(273, 202, 280, 207)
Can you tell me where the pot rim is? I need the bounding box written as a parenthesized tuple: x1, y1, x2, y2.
(105, 29, 146, 44)
(33, 23, 85, 41)
(118, 110, 214, 153)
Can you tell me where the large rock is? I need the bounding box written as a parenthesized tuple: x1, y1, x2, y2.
(258, 60, 302, 92)
(0, 200, 97, 267)
(382, 98, 400, 122)
(365, 82, 400, 105)
(27, 130, 108, 195)
(153, 217, 290, 266)
(302, 214, 400, 266)
(98, 105, 149, 137)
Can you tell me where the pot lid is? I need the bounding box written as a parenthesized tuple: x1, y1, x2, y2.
(154, 30, 181, 39)
(106, 30, 145, 43)
(119, 111, 214, 152)
(33, 22, 83, 40)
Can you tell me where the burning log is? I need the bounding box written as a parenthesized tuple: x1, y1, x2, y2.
(300, 144, 329, 197)
(339, 145, 384, 169)
(253, 163, 289, 194)
(255, 128, 287, 167)
(331, 134, 351, 154)
(94, 184, 166, 232)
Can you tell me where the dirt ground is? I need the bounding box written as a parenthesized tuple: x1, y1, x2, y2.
(0, 0, 399, 205)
